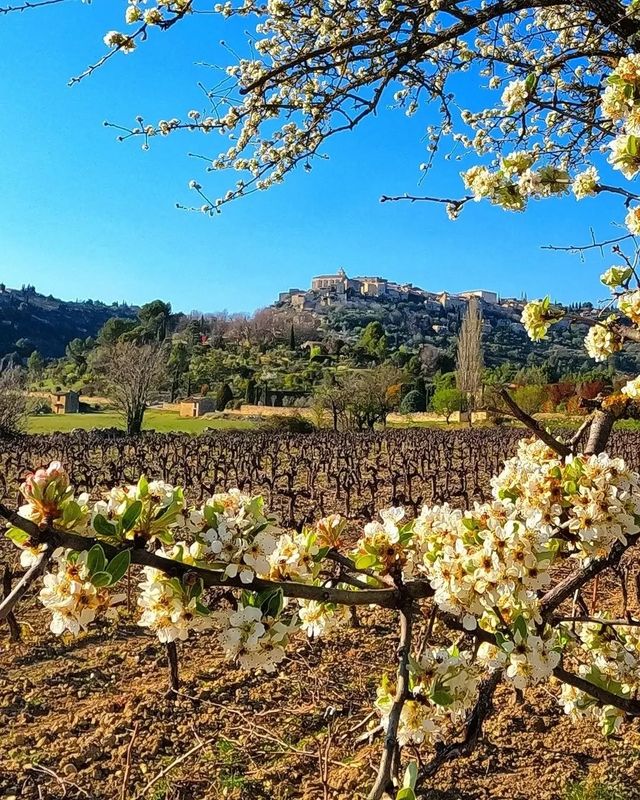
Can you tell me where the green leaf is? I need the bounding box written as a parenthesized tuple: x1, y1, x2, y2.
(121, 500, 143, 533)
(6, 528, 30, 547)
(314, 546, 331, 562)
(62, 500, 81, 524)
(524, 73, 537, 92)
(512, 614, 529, 641)
(93, 514, 118, 540)
(87, 544, 107, 575)
(172, 544, 185, 563)
(91, 571, 112, 588)
(431, 689, 454, 707)
(137, 474, 149, 497)
(154, 529, 175, 546)
(167, 577, 184, 596)
(241, 589, 256, 607)
(260, 589, 284, 619)
(195, 600, 210, 615)
(106, 550, 131, 585)
(403, 762, 418, 790)
(355, 554, 378, 570)
(396, 790, 416, 800)
(189, 579, 203, 600)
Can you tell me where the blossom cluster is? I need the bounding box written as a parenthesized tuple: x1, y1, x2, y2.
(560, 618, 640, 734)
(351, 506, 412, 577)
(92, 475, 185, 545)
(104, 0, 193, 53)
(39, 546, 127, 636)
(137, 549, 211, 643)
(492, 438, 640, 560)
(298, 599, 350, 638)
(521, 297, 564, 341)
(213, 591, 297, 672)
(462, 158, 571, 214)
(9, 462, 89, 568)
(187, 489, 278, 583)
(18, 461, 89, 531)
(375, 647, 483, 746)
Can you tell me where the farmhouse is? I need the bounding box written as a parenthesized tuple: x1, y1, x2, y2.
(179, 395, 216, 418)
(50, 390, 80, 415)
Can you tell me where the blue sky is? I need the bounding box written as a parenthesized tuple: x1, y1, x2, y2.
(0, 1, 628, 313)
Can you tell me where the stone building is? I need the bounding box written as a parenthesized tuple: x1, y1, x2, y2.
(50, 390, 80, 415)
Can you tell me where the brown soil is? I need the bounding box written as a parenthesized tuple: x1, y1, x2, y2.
(2, 586, 640, 800)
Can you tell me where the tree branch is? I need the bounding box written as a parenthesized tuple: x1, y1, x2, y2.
(416, 670, 502, 787)
(0, 545, 52, 621)
(584, 408, 617, 455)
(497, 389, 571, 457)
(540, 535, 639, 617)
(368, 598, 414, 800)
(554, 664, 640, 715)
(0, 505, 434, 610)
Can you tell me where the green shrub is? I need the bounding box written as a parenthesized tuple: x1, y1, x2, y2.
(260, 414, 315, 433)
(30, 398, 52, 415)
(400, 390, 426, 414)
(430, 386, 465, 422)
(216, 382, 233, 411)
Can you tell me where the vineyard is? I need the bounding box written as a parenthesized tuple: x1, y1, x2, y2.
(2, 428, 640, 526)
(2, 430, 640, 800)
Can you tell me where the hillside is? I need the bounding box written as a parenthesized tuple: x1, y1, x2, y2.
(0, 285, 137, 362)
(2, 277, 640, 377)
(276, 281, 640, 375)
(319, 296, 640, 373)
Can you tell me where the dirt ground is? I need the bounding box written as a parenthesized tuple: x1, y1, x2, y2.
(2, 577, 640, 800)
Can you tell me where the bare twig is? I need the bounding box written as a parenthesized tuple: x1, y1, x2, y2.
(0, 0, 64, 13)
(166, 641, 180, 697)
(368, 599, 414, 800)
(380, 193, 473, 206)
(120, 722, 140, 800)
(2, 565, 21, 641)
(543, 232, 635, 255)
(138, 738, 214, 797)
(27, 763, 89, 798)
(0, 545, 52, 621)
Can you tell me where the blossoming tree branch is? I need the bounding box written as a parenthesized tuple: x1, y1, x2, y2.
(5, 0, 640, 797)
(3, 424, 640, 800)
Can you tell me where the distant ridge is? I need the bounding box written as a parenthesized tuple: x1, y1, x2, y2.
(0, 285, 138, 362)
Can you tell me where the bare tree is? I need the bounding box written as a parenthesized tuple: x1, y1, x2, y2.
(95, 342, 167, 435)
(0, 368, 29, 437)
(320, 365, 405, 430)
(456, 298, 484, 417)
